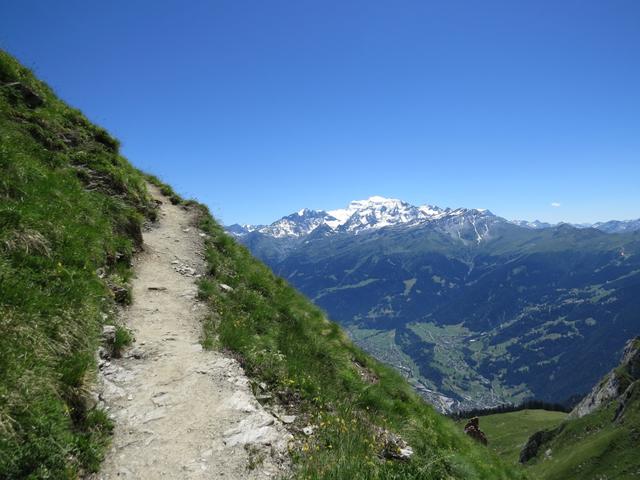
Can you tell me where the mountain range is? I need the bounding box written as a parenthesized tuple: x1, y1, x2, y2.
(230, 196, 640, 240)
(228, 196, 640, 411)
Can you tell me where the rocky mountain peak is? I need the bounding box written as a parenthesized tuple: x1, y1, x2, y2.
(229, 196, 500, 239)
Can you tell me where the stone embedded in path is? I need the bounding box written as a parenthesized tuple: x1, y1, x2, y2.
(102, 325, 116, 342)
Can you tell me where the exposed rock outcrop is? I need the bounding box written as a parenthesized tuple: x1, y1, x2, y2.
(376, 427, 414, 461)
(570, 337, 640, 419)
(519, 428, 559, 463)
(613, 379, 640, 423)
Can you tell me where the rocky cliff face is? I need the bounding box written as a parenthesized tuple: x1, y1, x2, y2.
(569, 337, 640, 419)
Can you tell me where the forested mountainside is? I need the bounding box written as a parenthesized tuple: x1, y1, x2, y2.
(230, 197, 640, 411)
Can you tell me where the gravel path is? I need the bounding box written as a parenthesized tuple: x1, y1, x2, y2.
(91, 185, 290, 479)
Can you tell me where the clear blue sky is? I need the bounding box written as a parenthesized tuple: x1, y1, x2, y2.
(1, 1, 639, 225)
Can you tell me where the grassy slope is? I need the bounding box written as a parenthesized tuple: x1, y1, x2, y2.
(186, 204, 524, 479)
(525, 384, 640, 480)
(459, 410, 567, 465)
(0, 51, 154, 478)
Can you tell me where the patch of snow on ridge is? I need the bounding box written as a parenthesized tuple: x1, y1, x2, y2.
(336, 196, 422, 233)
(418, 205, 445, 218)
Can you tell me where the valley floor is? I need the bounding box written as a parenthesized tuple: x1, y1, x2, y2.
(91, 185, 290, 479)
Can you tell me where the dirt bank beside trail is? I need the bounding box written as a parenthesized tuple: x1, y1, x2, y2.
(91, 185, 290, 479)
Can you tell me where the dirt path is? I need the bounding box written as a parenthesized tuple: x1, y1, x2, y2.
(92, 185, 290, 479)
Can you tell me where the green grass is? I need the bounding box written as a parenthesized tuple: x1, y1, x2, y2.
(0, 50, 155, 478)
(459, 410, 567, 465)
(112, 326, 134, 358)
(525, 384, 640, 480)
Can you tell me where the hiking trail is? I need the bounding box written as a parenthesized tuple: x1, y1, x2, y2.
(91, 185, 290, 479)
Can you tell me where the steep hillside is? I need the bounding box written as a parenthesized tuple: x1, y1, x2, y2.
(229, 198, 640, 411)
(521, 337, 640, 480)
(0, 51, 155, 477)
(458, 409, 567, 465)
(0, 50, 521, 479)
(183, 199, 525, 479)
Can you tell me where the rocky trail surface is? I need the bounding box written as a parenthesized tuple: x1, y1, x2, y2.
(91, 185, 290, 479)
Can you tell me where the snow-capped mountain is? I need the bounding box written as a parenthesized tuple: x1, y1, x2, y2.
(511, 219, 640, 233)
(328, 196, 453, 233)
(228, 197, 640, 245)
(228, 196, 497, 240)
(234, 209, 339, 239)
(510, 219, 555, 229)
(592, 219, 640, 234)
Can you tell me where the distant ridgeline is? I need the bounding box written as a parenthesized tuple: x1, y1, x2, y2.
(450, 400, 572, 421)
(228, 196, 640, 411)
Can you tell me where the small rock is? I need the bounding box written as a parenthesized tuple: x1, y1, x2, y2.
(201, 449, 213, 458)
(280, 415, 296, 424)
(148, 286, 167, 291)
(127, 347, 145, 359)
(98, 346, 110, 360)
(302, 425, 316, 436)
(152, 393, 170, 407)
(377, 427, 414, 461)
(10, 82, 45, 108)
(81, 391, 100, 411)
(111, 285, 130, 304)
(102, 325, 116, 343)
(219, 284, 234, 292)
